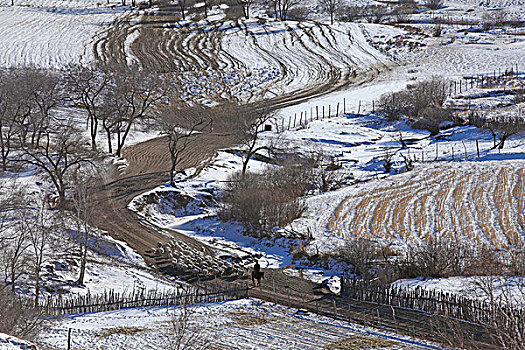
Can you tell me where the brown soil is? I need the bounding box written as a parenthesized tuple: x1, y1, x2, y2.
(89, 132, 237, 264)
(84, 4, 493, 349)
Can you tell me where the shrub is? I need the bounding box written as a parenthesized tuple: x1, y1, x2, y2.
(378, 76, 450, 120)
(336, 5, 362, 22)
(411, 107, 452, 135)
(287, 6, 310, 20)
(337, 238, 382, 278)
(221, 161, 314, 233)
(399, 235, 469, 278)
(482, 10, 508, 30)
(424, 0, 443, 10)
(365, 5, 390, 23)
(431, 23, 442, 37)
(0, 288, 45, 339)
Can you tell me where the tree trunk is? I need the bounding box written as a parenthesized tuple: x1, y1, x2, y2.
(1, 141, 7, 171)
(90, 117, 98, 151)
(116, 130, 122, 157)
(57, 178, 66, 206)
(78, 242, 87, 285)
(34, 268, 40, 307)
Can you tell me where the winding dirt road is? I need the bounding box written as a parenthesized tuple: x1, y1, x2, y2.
(83, 5, 503, 349)
(89, 1, 389, 264)
(89, 132, 237, 264)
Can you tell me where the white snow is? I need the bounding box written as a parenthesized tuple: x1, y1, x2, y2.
(0, 333, 36, 350)
(37, 298, 451, 350)
(0, 0, 131, 68)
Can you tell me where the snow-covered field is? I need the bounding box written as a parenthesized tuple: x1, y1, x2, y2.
(0, 0, 130, 68)
(37, 298, 449, 350)
(3, 0, 525, 347)
(220, 20, 387, 98)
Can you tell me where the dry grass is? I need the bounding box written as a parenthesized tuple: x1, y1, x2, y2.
(330, 164, 525, 248)
(324, 335, 397, 349)
(228, 311, 269, 326)
(98, 327, 145, 338)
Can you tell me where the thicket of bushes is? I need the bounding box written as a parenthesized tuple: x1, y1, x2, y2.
(335, 235, 525, 284)
(221, 154, 343, 234)
(377, 76, 453, 135)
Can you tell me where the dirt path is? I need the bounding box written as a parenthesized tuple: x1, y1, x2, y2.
(89, 132, 237, 264)
(85, 7, 500, 349)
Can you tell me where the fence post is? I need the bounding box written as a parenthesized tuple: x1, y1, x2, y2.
(67, 328, 72, 350)
(357, 100, 361, 114)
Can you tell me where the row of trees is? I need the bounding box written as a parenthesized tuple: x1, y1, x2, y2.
(0, 66, 171, 205)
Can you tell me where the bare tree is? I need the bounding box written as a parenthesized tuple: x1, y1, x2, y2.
(105, 66, 165, 157)
(26, 69, 62, 148)
(319, 0, 341, 25)
(163, 298, 209, 350)
(177, 0, 188, 20)
(235, 0, 256, 19)
(1, 220, 30, 293)
(68, 65, 112, 151)
(26, 200, 58, 307)
(0, 76, 20, 172)
(19, 121, 96, 206)
(469, 112, 525, 149)
(0, 288, 44, 339)
(234, 106, 276, 178)
(0, 182, 29, 292)
(0, 70, 34, 171)
(160, 106, 212, 186)
(470, 277, 525, 349)
(266, 0, 301, 20)
(69, 171, 98, 286)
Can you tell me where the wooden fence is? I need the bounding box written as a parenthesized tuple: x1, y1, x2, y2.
(266, 65, 523, 134)
(40, 282, 249, 315)
(341, 277, 525, 328)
